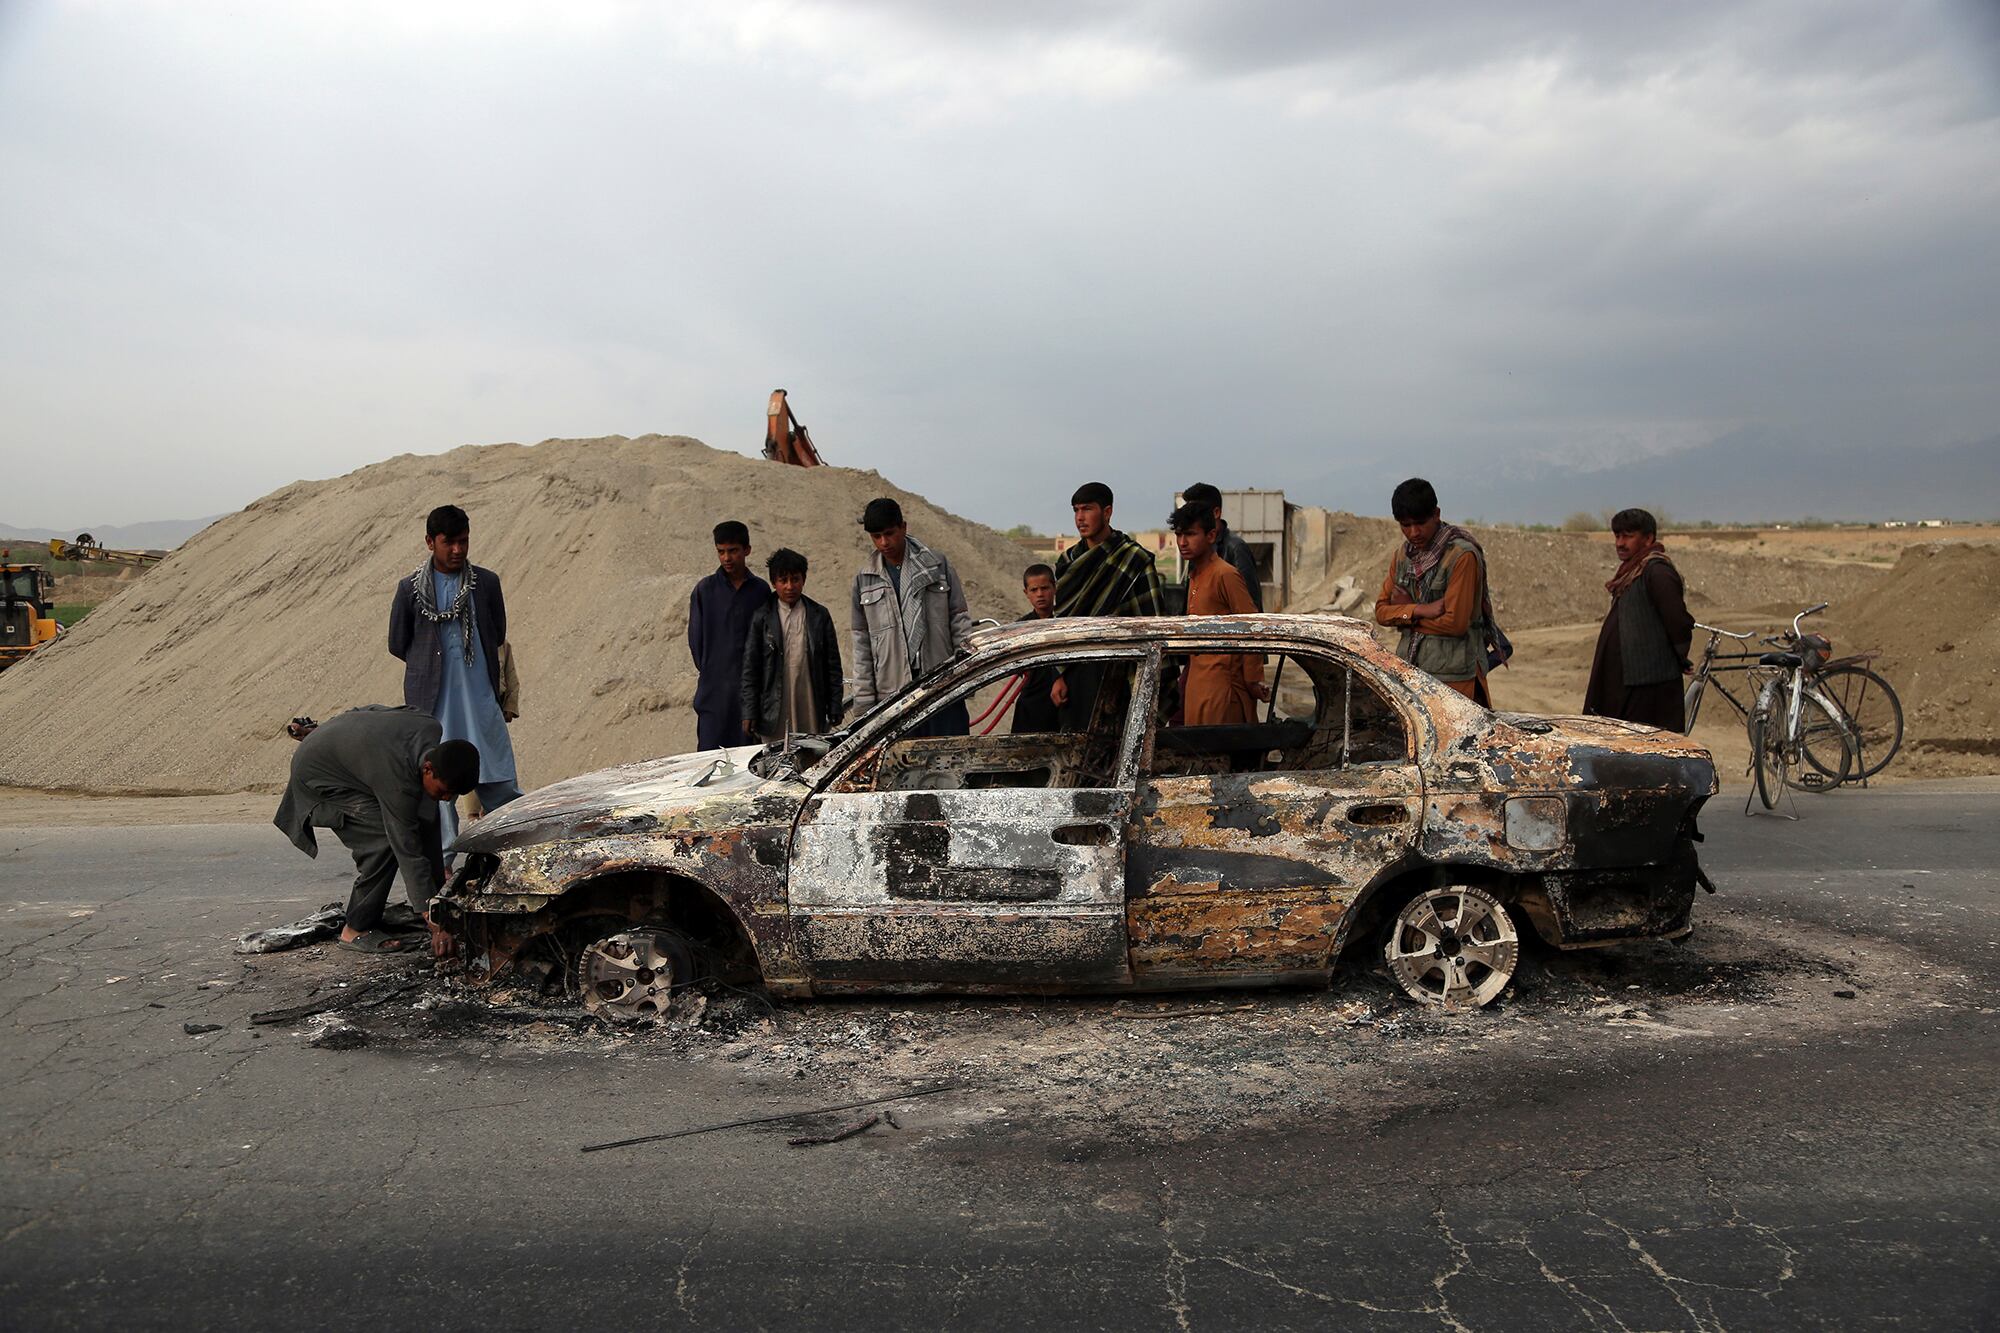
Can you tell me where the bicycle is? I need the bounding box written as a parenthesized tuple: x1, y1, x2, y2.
(1686, 602, 1905, 790)
(1746, 606, 1856, 810)
(1683, 603, 1849, 811)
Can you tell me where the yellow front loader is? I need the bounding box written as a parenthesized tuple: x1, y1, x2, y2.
(0, 556, 60, 671)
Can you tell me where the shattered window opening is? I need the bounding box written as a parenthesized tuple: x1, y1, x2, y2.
(1145, 647, 1408, 778)
(833, 650, 1151, 796)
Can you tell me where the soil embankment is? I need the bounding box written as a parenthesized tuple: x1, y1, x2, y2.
(1839, 542, 2000, 770)
(0, 435, 1037, 794)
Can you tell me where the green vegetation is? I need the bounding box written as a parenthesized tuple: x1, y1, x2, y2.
(54, 604, 92, 625)
(1002, 523, 1041, 541)
(0, 556, 98, 577)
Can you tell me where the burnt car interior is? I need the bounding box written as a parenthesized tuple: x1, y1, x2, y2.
(839, 657, 1140, 794)
(1145, 650, 1408, 777)
(831, 646, 1410, 795)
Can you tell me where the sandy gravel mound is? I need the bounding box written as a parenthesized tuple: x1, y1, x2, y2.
(1292, 512, 1886, 630)
(1841, 543, 2000, 772)
(0, 435, 1038, 795)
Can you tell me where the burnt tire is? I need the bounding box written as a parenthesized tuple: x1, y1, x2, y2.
(575, 927, 696, 1022)
(1383, 883, 1521, 1010)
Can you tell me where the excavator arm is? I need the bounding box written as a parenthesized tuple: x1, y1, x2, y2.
(763, 389, 824, 468)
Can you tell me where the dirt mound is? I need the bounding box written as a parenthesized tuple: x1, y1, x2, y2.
(1841, 543, 2000, 774)
(0, 435, 1038, 795)
(1292, 512, 1886, 630)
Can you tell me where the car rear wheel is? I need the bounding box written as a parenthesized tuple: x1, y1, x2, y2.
(576, 927, 695, 1022)
(1383, 884, 1520, 1010)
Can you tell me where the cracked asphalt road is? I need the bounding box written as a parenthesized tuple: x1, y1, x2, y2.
(2, 782, 1996, 1330)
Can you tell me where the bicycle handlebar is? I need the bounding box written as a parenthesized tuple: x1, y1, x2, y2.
(1694, 622, 1755, 640)
(1792, 602, 1830, 637)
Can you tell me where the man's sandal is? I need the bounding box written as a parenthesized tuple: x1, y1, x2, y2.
(336, 930, 411, 955)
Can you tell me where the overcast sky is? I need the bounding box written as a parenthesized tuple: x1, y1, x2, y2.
(2, 0, 1996, 530)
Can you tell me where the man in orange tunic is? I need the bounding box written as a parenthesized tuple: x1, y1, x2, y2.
(1170, 500, 1267, 724)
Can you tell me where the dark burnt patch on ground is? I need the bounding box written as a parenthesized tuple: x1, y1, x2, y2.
(227, 902, 1946, 1145)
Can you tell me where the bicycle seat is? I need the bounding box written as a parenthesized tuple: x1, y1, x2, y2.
(1760, 652, 1802, 667)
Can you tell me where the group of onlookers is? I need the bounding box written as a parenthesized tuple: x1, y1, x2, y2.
(686, 475, 1696, 750)
(1369, 477, 1694, 734)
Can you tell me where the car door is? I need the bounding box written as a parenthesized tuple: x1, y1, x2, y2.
(1126, 645, 1424, 984)
(788, 647, 1157, 988)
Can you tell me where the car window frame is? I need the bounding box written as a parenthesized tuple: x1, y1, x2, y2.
(1152, 633, 1422, 770)
(805, 643, 1161, 796)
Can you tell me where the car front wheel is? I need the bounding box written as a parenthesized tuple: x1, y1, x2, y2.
(577, 927, 696, 1022)
(1383, 883, 1520, 1010)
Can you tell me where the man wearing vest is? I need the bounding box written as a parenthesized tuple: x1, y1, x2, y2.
(1583, 507, 1695, 731)
(1373, 478, 1497, 706)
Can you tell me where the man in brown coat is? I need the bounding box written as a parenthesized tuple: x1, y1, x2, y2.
(1583, 508, 1695, 731)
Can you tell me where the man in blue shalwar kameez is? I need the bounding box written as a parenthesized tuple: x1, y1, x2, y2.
(388, 504, 522, 848)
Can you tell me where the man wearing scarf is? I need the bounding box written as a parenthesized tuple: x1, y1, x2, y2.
(1583, 508, 1695, 731)
(1052, 481, 1166, 727)
(388, 504, 521, 847)
(1374, 478, 1498, 706)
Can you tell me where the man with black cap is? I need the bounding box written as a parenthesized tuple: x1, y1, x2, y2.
(1051, 480, 1166, 727)
(273, 705, 481, 955)
(850, 497, 974, 734)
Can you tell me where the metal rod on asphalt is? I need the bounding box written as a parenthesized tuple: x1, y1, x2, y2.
(579, 1081, 964, 1153)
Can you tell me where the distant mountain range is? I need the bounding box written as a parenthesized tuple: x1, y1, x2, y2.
(0, 514, 224, 552)
(1291, 433, 2000, 526)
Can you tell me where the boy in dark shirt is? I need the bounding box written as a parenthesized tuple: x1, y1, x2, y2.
(1012, 564, 1062, 734)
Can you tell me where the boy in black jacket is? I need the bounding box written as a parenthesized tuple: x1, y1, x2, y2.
(741, 549, 845, 743)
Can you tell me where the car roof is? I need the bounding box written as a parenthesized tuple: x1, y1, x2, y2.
(967, 612, 1380, 654)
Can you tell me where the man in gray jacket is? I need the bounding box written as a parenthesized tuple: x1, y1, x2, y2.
(273, 706, 481, 954)
(850, 498, 974, 735)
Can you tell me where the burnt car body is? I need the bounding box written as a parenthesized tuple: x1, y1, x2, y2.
(433, 615, 1717, 1011)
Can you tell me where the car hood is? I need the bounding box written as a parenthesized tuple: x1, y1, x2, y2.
(449, 746, 805, 855)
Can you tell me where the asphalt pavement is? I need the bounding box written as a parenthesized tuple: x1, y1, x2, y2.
(2, 783, 1996, 1330)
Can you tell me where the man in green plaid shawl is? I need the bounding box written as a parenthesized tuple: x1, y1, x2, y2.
(1050, 481, 1165, 727)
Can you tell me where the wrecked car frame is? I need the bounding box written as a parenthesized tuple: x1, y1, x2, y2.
(432, 614, 1717, 1013)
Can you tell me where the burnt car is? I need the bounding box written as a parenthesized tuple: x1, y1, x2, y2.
(433, 614, 1717, 1015)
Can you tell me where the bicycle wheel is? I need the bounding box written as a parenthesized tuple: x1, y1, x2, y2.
(1815, 665, 1903, 779)
(1749, 681, 1785, 810)
(1792, 689, 1857, 791)
(1684, 672, 1707, 728)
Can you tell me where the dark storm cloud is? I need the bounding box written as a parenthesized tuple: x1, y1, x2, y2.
(0, 0, 1996, 528)
(847, 0, 1997, 93)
